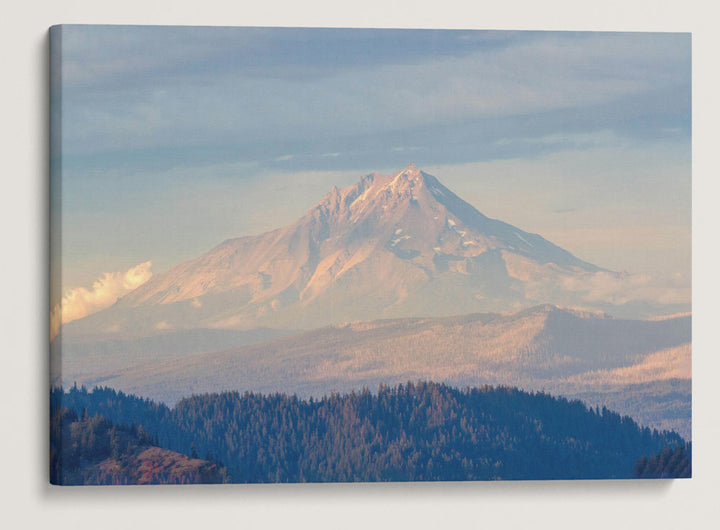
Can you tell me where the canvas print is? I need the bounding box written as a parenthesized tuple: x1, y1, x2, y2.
(49, 25, 691, 485)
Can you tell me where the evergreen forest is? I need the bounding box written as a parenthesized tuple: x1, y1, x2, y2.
(51, 382, 690, 484)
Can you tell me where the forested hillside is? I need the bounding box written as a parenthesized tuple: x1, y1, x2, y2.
(50, 400, 228, 485)
(634, 445, 692, 478)
(52, 382, 689, 483)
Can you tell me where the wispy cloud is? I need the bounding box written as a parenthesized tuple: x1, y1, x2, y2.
(495, 130, 624, 149)
(59, 28, 689, 170)
(558, 271, 690, 306)
(50, 261, 153, 340)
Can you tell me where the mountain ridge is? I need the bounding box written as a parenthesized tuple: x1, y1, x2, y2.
(79, 305, 690, 414)
(65, 164, 618, 338)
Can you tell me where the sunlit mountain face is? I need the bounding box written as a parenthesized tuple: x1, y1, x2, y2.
(63, 164, 632, 342)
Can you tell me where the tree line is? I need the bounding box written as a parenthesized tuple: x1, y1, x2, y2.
(51, 381, 689, 483)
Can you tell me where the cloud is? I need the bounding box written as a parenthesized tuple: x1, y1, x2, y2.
(495, 130, 624, 149)
(50, 261, 153, 340)
(59, 28, 689, 165)
(558, 271, 690, 306)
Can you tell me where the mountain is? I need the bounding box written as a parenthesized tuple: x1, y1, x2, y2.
(65, 305, 691, 438)
(62, 164, 613, 342)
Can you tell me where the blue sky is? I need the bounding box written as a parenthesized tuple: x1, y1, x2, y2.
(53, 25, 691, 301)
